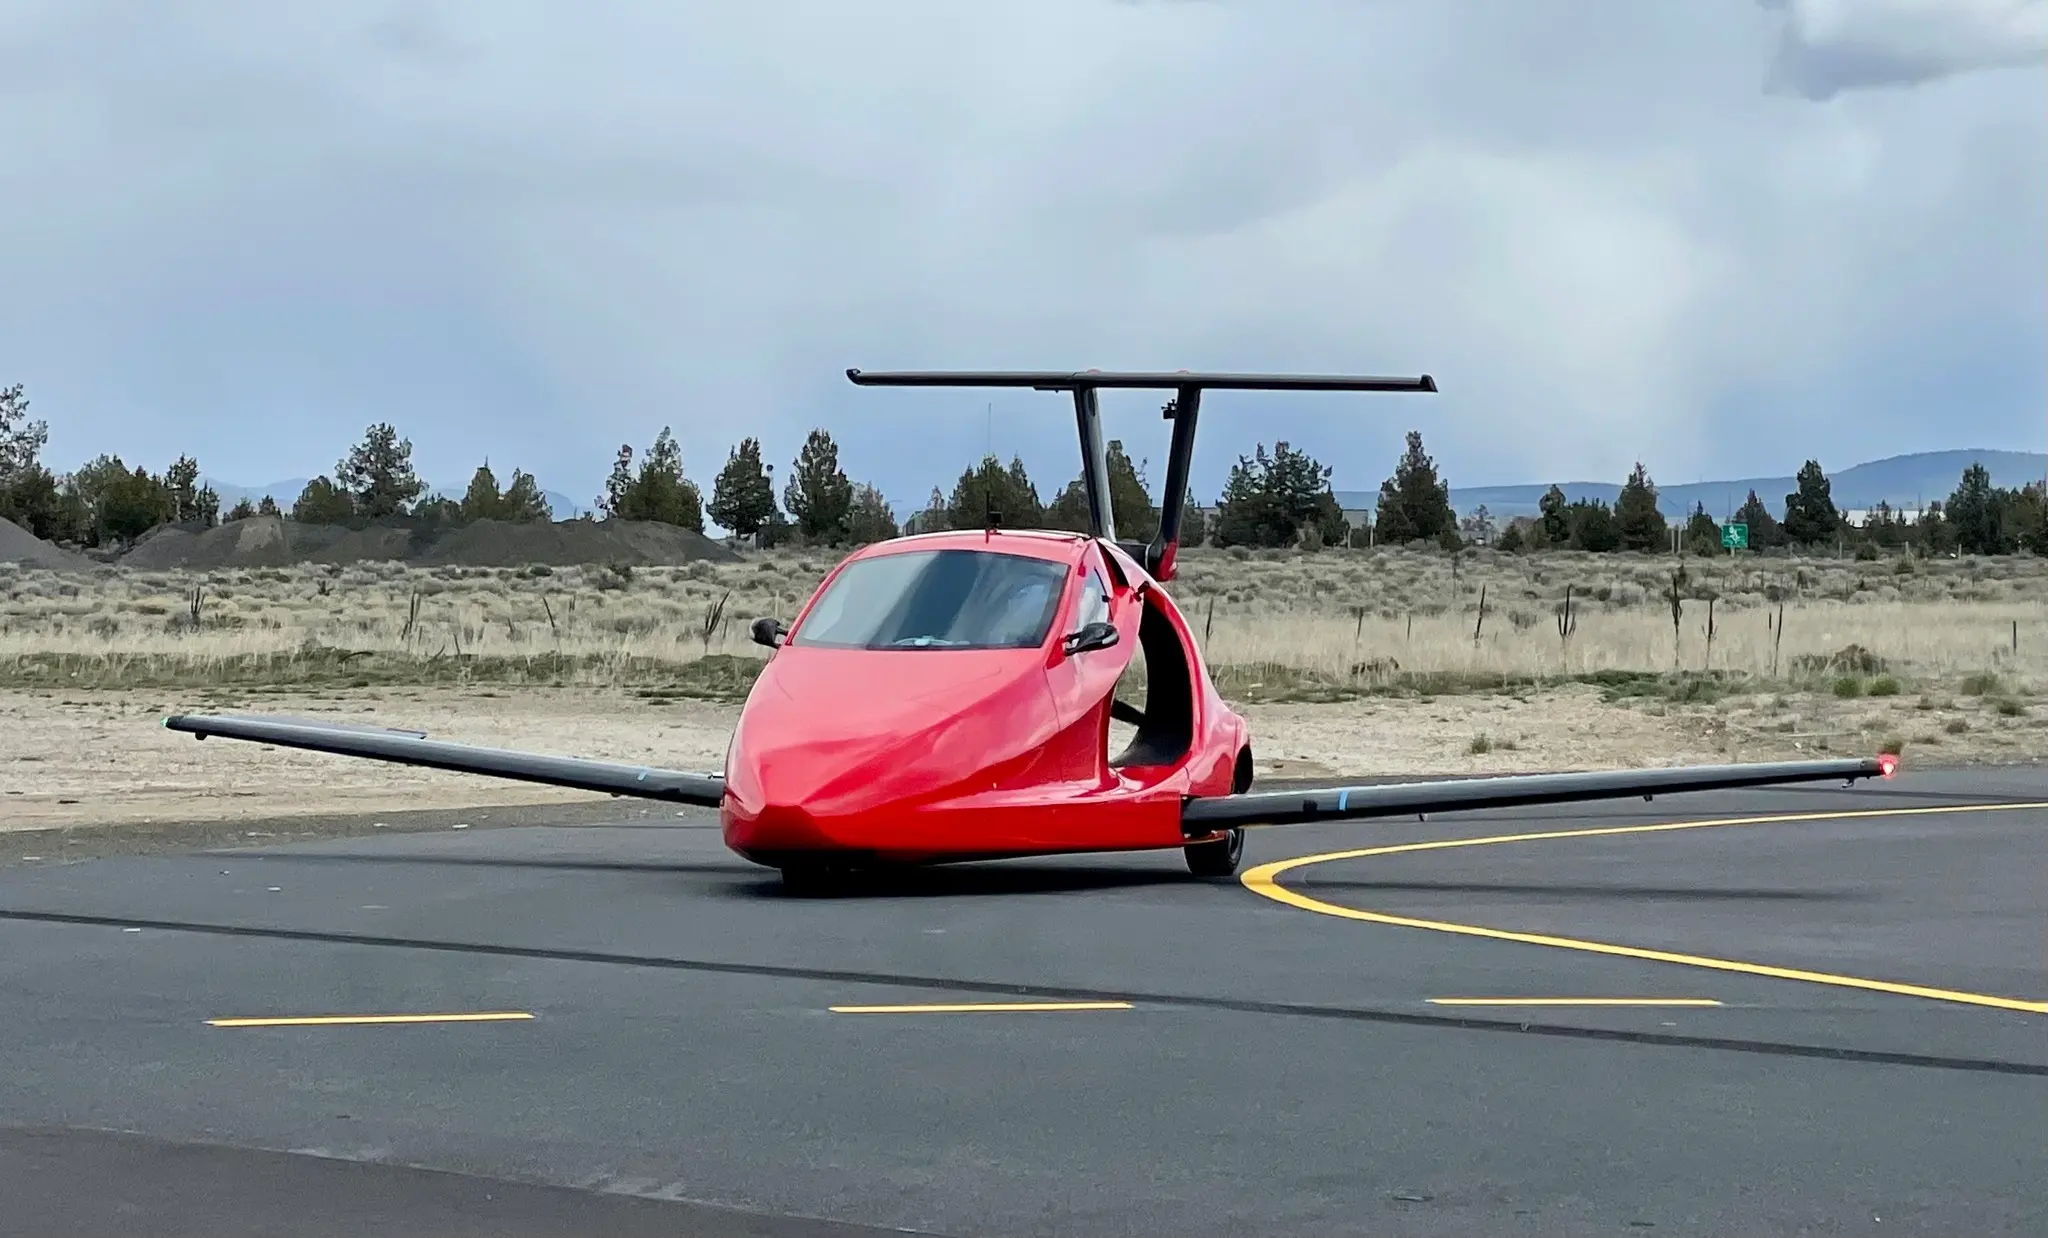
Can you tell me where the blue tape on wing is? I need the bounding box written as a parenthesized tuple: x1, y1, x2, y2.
(1338, 789, 1349, 812)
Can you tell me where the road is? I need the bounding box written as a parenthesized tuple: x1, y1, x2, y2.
(0, 766, 2042, 1236)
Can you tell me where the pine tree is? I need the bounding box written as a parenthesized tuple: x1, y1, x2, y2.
(336, 423, 426, 519)
(1045, 480, 1092, 533)
(498, 469, 552, 522)
(947, 454, 1043, 530)
(1178, 490, 1207, 548)
(1536, 484, 1571, 548)
(1781, 460, 1840, 547)
(0, 383, 47, 492)
(1732, 489, 1783, 550)
(1106, 441, 1160, 542)
(709, 437, 778, 538)
(2008, 483, 2048, 555)
(1684, 501, 1720, 555)
(163, 455, 202, 524)
(597, 429, 703, 530)
(1208, 442, 1340, 548)
(1912, 502, 1951, 556)
(916, 486, 949, 534)
(1614, 462, 1667, 552)
(843, 483, 900, 544)
(98, 464, 175, 543)
(1004, 456, 1044, 527)
(292, 476, 355, 525)
(599, 444, 635, 519)
(784, 429, 856, 542)
(1946, 463, 2007, 555)
(1210, 450, 1278, 548)
(1568, 499, 1620, 552)
(460, 462, 504, 522)
(1045, 440, 1165, 538)
(1371, 431, 1454, 546)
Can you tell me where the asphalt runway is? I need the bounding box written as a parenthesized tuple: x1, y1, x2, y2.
(1, 766, 2043, 1237)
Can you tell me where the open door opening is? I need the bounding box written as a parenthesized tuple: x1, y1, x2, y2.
(1107, 592, 1195, 771)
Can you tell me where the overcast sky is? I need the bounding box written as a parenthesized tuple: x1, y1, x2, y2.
(3, 0, 2043, 517)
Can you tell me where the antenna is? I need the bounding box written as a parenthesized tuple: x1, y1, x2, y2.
(984, 400, 998, 535)
(846, 369, 1437, 581)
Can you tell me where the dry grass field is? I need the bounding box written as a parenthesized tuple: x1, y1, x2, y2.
(5, 544, 2045, 828)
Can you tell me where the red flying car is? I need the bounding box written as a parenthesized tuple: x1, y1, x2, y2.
(165, 369, 1896, 894)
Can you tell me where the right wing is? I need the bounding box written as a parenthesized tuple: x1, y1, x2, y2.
(162, 714, 726, 807)
(1183, 755, 1895, 830)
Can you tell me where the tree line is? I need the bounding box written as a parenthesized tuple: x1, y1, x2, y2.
(2, 379, 2042, 558)
(1488, 458, 2048, 559)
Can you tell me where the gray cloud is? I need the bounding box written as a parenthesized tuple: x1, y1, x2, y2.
(1760, 0, 2048, 99)
(0, 0, 2041, 517)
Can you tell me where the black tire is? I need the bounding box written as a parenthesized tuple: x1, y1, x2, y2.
(1185, 744, 1253, 878)
(1184, 826, 1244, 878)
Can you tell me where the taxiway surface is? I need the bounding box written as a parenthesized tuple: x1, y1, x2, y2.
(1, 767, 2043, 1236)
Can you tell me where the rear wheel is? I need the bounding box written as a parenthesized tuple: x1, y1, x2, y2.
(1184, 826, 1244, 877)
(1186, 745, 1253, 877)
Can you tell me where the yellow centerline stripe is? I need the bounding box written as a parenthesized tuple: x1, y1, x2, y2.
(1427, 998, 1723, 1007)
(206, 1012, 535, 1027)
(829, 1002, 1132, 1014)
(1242, 801, 2048, 1016)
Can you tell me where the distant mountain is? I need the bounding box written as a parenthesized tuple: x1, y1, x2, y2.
(1333, 449, 2048, 522)
(202, 476, 589, 520)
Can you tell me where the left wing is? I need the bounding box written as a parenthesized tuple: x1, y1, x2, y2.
(162, 714, 726, 807)
(1182, 754, 1896, 830)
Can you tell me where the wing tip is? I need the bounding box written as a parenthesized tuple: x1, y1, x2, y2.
(1876, 751, 1899, 778)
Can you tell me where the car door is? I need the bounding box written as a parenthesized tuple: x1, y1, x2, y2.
(1040, 547, 1130, 780)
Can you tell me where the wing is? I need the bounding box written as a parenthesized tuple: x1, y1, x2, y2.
(1182, 755, 1896, 830)
(162, 714, 726, 807)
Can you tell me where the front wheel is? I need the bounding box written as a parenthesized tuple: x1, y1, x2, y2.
(1184, 827, 1244, 878)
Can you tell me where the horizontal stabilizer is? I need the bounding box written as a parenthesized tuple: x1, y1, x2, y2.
(846, 369, 1437, 393)
(1183, 756, 1895, 831)
(162, 714, 726, 807)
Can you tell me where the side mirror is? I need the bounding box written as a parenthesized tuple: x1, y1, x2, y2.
(1061, 620, 1119, 657)
(750, 617, 787, 649)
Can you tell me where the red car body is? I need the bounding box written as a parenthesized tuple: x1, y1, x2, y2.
(721, 528, 1248, 868)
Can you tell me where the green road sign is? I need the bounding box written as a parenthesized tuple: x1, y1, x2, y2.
(1722, 522, 1749, 550)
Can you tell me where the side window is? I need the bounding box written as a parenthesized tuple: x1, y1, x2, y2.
(1074, 569, 1110, 629)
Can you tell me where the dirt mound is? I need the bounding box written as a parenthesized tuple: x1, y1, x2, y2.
(414, 517, 738, 567)
(115, 514, 737, 570)
(0, 517, 93, 569)
(121, 516, 360, 571)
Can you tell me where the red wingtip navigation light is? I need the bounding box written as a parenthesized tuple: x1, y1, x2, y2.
(1877, 752, 1900, 778)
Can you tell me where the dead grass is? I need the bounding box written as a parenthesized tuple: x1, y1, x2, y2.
(4, 544, 2047, 789)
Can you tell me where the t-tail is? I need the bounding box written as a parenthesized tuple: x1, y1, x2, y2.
(844, 369, 1438, 581)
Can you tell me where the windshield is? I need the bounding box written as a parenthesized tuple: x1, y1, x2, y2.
(792, 548, 1070, 650)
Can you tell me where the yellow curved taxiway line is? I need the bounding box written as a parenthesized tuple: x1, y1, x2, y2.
(1240, 800, 2048, 1015)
